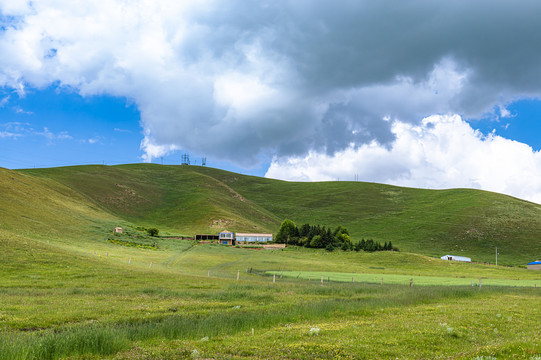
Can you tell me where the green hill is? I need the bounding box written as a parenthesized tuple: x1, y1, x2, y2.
(2, 164, 540, 359)
(5, 163, 540, 264)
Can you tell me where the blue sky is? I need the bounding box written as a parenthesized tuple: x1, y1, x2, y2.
(2, 1, 541, 202)
(2, 87, 540, 176)
(0, 87, 269, 176)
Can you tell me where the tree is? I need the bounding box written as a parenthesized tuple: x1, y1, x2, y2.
(322, 228, 334, 248)
(298, 236, 309, 247)
(333, 225, 349, 238)
(340, 234, 352, 251)
(276, 219, 298, 244)
(299, 223, 311, 238)
(147, 227, 159, 237)
(309, 235, 323, 248)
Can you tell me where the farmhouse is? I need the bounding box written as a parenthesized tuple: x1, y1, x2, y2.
(113, 227, 123, 234)
(218, 230, 235, 245)
(235, 233, 273, 243)
(527, 260, 541, 270)
(440, 255, 471, 262)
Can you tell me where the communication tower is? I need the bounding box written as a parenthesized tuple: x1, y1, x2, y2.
(181, 153, 190, 165)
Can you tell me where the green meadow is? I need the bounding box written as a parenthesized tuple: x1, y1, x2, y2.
(1, 164, 540, 359)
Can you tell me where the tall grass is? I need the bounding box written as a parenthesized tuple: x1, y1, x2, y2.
(0, 283, 486, 360)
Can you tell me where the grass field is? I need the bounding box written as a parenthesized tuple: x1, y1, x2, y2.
(269, 270, 540, 287)
(17, 164, 541, 264)
(1, 164, 540, 359)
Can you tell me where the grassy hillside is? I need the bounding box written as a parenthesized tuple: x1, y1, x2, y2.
(14, 163, 541, 264)
(2, 165, 540, 359)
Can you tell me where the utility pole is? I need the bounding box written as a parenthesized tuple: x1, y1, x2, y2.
(496, 247, 498, 266)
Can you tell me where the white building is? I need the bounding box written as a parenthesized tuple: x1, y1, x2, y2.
(441, 255, 471, 262)
(218, 230, 235, 245)
(235, 233, 273, 243)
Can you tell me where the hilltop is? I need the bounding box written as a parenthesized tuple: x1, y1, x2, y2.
(3, 163, 537, 265)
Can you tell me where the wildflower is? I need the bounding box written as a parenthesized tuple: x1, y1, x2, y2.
(309, 327, 320, 335)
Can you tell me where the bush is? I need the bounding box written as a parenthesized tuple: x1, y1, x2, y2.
(147, 228, 159, 237)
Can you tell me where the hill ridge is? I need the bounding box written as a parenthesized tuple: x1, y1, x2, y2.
(1, 163, 538, 264)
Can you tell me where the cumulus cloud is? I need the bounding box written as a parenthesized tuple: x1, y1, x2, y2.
(266, 115, 541, 203)
(1, 0, 541, 190)
(2, 1, 541, 159)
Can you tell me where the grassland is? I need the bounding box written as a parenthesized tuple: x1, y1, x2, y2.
(18, 163, 541, 264)
(1, 164, 540, 359)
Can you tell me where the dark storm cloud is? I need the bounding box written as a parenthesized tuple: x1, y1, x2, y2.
(1, 0, 541, 164)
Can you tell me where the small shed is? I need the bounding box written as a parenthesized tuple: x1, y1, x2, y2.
(218, 230, 235, 245)
(527, 260, 541, 270)
(114, 227, 123, 234)
(195, 234, 219, 241)
(441, 255, 471, 262)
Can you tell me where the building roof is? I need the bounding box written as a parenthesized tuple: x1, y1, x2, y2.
(219, 230, 233, 234)
(236, 233, 273, 237)
(528, 260, 541, 265)
(441, 255, 471, 261)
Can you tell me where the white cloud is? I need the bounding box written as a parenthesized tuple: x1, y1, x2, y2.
(266, 115, 541, 203)
(14, 106, 33, 115)
(3, 2, 541, 203)
(2, 0, 541, 176)
(140, 134, 179, 162)
(35, 127, 72, 142)
(0, 95, 9, 107)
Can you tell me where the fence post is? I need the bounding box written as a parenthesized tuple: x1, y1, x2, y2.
(273, 273, 276, 283)
(149, 262, 152, 268)
(128, 257, 131, 264)
(479, 278, 482, 288)
(410, 278, 413, 288)
(237, 270, 240, 281)
(321, 275, 323, 286)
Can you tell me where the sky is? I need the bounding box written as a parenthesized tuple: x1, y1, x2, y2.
(2, 1, 541, 202)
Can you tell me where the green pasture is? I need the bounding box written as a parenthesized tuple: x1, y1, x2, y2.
(1, 164, 541, 359)
(268, 270, 540, 287)
(16, 164, 541, 264)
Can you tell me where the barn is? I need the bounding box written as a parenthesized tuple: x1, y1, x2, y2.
(235, 233, 273, 243)
(440, 255, 471, 262)
(527, 260, 541, 270)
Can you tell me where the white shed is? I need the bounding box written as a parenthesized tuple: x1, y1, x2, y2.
(441, 255, 471, 262)
(235, 233, 273, 243)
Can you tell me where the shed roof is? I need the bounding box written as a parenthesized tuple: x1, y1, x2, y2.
(528, 260, 541, 265)
(236, 233, 273, 237)
(441, 255, 471, 261)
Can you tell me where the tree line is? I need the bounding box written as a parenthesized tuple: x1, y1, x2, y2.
(275, 219, 397, 252)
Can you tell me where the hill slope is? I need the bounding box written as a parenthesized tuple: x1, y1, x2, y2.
(10, 164, 541, 264)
